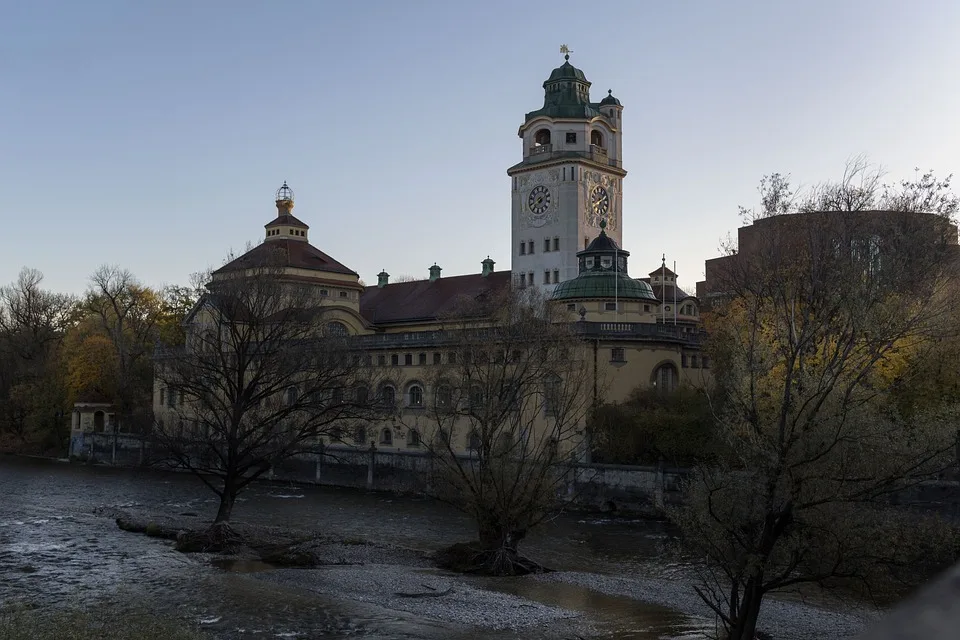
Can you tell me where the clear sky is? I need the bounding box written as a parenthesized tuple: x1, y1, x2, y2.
(4, 0, 960, 296)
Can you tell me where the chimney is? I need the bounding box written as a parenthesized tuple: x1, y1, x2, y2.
(429, 263, 442, 282)
(377, 270, 390, 288)
(481, 256, 495, 277)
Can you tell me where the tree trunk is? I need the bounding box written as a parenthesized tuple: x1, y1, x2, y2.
(215, 489, 235, 523)
(476, 523, 538, 575)
(727, 579, 764, 640)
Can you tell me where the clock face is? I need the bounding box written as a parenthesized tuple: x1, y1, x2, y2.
(527, 185, 551, 215)
(591, 186, 610, 217)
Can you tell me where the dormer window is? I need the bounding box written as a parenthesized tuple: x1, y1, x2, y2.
(585, 257, 595, 269)
(600, 257, 612, 269)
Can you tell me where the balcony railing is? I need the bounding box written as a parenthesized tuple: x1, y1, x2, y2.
(590, 144, 607, 158)
(529, 143, 552, 156)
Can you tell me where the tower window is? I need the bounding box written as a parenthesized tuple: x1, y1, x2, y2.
(566, 132, 577, 144)
(552, 237, 559, 251)
(534, 129, 551, 146)
(519, 242, 526, 255)
(591, 130, 604, 148)
(605, 302, 618, 311)
(339, 291, 348, 298)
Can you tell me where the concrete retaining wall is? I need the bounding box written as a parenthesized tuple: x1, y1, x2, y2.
(73, 433, 683, 514)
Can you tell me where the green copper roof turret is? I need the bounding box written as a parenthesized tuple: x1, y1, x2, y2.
(552, 221, 659, 302)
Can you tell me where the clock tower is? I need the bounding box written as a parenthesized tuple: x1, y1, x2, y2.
(508, 52, 626, 294)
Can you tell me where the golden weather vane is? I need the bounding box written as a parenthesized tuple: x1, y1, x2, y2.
(560, 44, 573, 57)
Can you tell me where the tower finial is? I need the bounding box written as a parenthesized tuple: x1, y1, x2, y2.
(560, 44, 572, 61)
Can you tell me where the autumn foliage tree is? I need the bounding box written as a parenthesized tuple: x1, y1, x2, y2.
(673, 165, 960, 640)
(0, 268, 77, 452)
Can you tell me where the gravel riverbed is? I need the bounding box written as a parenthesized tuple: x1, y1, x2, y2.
(106, 508, 877, 639)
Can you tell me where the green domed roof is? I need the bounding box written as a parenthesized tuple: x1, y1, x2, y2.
(552, 223, 658, 302)
(525, 55, 602, 121)
(553, 272, 658, 301)
(599, 90, 622, 107)
(547, 58, 588, 83)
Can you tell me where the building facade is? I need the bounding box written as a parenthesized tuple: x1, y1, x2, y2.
(148, 57, 709, 455)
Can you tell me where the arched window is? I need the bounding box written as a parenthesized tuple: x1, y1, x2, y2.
(534, 129, 551, 146)
(435, 428, 450, 448)
(406, 383, 424, 407)
(407, 429, 421, 447)
(467, 430, 482, 451)
(435, 385, 452, 411)
(590, 130, 604, 148)
(379, 384, 396, 409)
(286, 386, 298, 406)
(652, 363, 678, 394)
(326, 321, 349, 337)
(331, 387, 344, 405)
(380, 428, 393, 446)
(469, 386, 484, 409)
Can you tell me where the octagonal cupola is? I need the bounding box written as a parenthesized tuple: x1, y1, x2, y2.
(552, 220, 658, 302)
(264, 181, 309, 243)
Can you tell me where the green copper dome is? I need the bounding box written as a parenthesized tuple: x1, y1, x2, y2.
(525, 55, 603, 121)
(547, 58, 588, 83)
(552, 272, 658, 301)
(552, 223, 659, 302)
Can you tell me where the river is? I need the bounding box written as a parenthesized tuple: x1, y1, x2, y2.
(0, 456, 851, 639)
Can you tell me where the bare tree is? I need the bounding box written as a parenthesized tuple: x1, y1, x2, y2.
(402, 288, 593, 575)
(737, 157, 958, 227)
(676, 177, 960, 639)
(153, 248, 378, 528)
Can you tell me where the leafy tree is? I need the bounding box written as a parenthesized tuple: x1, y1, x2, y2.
(590, 387, 717, 466)
(0, 268, 77, 452)
(84, 266, 162, 432)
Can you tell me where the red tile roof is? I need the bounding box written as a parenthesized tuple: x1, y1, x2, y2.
(648, 265, 677, 277)
(265, 214, 309, 229)
(213, 240, 358, 277)
(640, 279, 695, 302)
(360, 271, 512, 325)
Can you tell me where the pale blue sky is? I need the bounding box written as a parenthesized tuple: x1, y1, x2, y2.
(4, 0, 960, 295)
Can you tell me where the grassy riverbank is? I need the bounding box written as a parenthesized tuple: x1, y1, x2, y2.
(0, 606, 204, 640)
